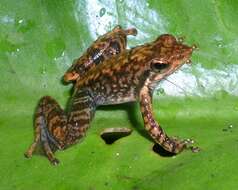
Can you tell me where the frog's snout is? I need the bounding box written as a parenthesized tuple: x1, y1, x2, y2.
(184, 44, 196, 65)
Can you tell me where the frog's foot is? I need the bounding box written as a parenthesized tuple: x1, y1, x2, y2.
(167, 136, 194, 154)
(171, 137, 201, 153)
(26, 92, 95, 165)
(24, 142, 37, 159)
(24, 124, 41, 158)
(125, 28, 138, 36)
(24, 130, 60, 165)
(42, 141, 60, 165)
(113, 25, 137, 36)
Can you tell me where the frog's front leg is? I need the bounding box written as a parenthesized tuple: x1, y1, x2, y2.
(139, 87, 187, 153)
(25, 89, 96, 165)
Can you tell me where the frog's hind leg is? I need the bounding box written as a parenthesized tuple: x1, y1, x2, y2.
(25, 90, 96, 165)
(25, 96, 67, 165)
(64, 89, 96, 146)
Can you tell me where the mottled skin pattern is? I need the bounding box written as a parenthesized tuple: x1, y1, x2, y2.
(25, 33, 195, 165)
(63, 25, 137, 82)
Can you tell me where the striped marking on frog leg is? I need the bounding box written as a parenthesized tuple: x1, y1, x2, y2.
(65, 89, 96, 146)
(139, 87, 186, 154)
(40, 96, 67, 149)
(25, 90, 96, 164)
(25, 96, 67, 164)
(40, 115, 60, 165)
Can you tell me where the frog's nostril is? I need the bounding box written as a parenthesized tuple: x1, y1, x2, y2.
(192, 44, 198, 50)
(177, 36, 185, 43)
(186, 59, 192, 64)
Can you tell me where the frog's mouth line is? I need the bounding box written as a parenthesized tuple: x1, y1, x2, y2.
(163, 78, 187, 94)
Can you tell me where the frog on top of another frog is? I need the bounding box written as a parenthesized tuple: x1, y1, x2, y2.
(25, 25, 196, 165)
(63, 25, 137, 83)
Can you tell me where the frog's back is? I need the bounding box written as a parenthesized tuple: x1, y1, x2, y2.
(74, 44, 154, 105)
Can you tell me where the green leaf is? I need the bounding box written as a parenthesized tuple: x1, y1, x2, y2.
(0, 0, 238, 190)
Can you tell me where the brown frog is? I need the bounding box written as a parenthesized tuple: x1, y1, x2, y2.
(25, 32, 196, 165)
(63, 25, 137, 82)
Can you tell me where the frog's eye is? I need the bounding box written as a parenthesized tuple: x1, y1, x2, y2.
(91, 48, 104, 65)
(74, 63, 84, 73)
(152, 60, 170, 70)
(154, 63, 169, 70)
(110, 41, 121, 54)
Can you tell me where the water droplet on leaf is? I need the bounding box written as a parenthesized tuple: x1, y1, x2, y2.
(99, 8, 106, 17)
(18, 19, 23, 24)
(217, 43, 223, 48)
(157, 88, 165, 95)
(16, 19, 35, 33)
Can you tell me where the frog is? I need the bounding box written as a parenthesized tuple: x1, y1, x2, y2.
(63, 25, 138, 83)
(25, 33, 196, 165)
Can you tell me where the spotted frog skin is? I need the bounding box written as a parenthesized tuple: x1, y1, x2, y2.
(63, 25, 137, 82)
(25, 33, 195, 165)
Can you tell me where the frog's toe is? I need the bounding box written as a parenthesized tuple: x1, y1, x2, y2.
(167, 137, 189, 153)
(24, 152, 32, 159)
(170, 137, 200, 154)
(182, 138, 194, 147)
(171, 136, 194, 146)
(173, 141, 187, 153)
(51, 158, 60, 166)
